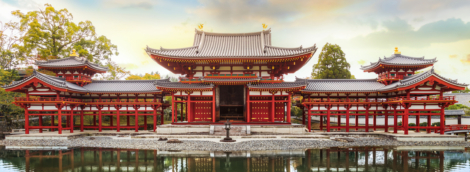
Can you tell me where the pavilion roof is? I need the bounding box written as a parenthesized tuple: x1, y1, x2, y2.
(299, 78, 385, 93)
(360, 54, 437, 71)
(36, 57, 108, 72)
(155, 79, 214, 89)
(83, 80, 162, 93)
(2, 70, 87, 92)
(146, 28, 316, 58)
(444, 110, 465, 116)
(378, 68, 468, 92)
(247, 80, 307, 89)
(201, 77, 261, 82)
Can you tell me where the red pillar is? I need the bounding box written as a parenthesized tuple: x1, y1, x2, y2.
(327, 106, 331, 132)
(93, 112, 96, 128)
(58, 105, 63, 134)
(171, 92, 175, 122)
(70, 106, 74, 133)
(271, 93, 275, 122)
(187, 93, 192, 123)
(404, 107, 409, 135)
(415, 111, 420, 132)
(440, 106, 445, 135)
(346, 106, 350, 132)
(320, 112, 323, 131)
(287, 92, 291, 123)
(427, 111, 431, 133)
(302, 108, 305, 125)
(355, 112, 358, 131)
(117, 107, 120, 132)
(135, 109, 139, 132)
(98, 107, 102, 132)
(153, 108, 157, 132)
(25, 107, 30, 134)
(144, 116, 147, 130)
(384, 108, 389, 133)
(213, 88, 216, 123)
(127, 115, 130, 128)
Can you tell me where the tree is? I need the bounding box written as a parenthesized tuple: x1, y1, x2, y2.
(12, 4, 118, 64)
(0, 69, 25, 119)
(126, 72, 161, 80)
(96, 61, 130, 80)
(0, 21, 27, 69)
(311, 43, 351, 79)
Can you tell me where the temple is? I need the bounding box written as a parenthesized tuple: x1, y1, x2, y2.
(298, 48, 467, 134)
(145, 28, 316, 124)
(1, 29, 467, 135)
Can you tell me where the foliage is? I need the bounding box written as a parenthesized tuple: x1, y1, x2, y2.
(408, 123, 416, 126)
(164, 74, 178, 82)
(126, 71, 160, 80)
(432, 122, 440, 126)
(419, 122, 428, 127)
(0, 69, 24, 118)
(350, 75, 356, 79)
(0, 21, 27, 70)
(452, 87, 470, 93)
(12, 4, 118, 64)
(311, 43, 351, 79)
(446, 104, 469, 110)
(398, 121, 402, 126)
(95, 61, 130, 80)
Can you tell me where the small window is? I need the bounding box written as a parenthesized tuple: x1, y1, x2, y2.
(74, 76, 79, 78)
(58, 76, 63, 78)
(391, 74, 395, 77)
(408, 74, 412, 76)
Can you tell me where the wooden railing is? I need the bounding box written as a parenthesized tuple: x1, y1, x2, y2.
(301, 96, 456, 104)
(14, 97, 162, 105)
(445, 125, 470, 131)
(65, 76, 92, 82)
(378, 75, 404, 80)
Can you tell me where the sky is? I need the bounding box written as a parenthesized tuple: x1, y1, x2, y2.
(1, 0, 470, 84)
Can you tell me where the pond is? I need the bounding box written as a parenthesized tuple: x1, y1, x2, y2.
(0, 146, 470, 171)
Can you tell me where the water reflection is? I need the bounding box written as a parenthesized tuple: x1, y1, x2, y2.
(0, 146, 469, 172)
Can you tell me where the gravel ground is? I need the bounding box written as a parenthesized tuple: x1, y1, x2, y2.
(1, 137, 470, 151)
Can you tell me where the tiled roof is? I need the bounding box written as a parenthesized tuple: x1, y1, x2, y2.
(36, 57, 108, 72)
(155, 79, 214, 89)
(83, 80, 162, 93)
(248, 80, 307, 89)
(201, 77, 261, 82)
(2, 70, 87, 92)
(146, 29, 316, 58)
(444, 110, 465, 116)
(299, 78, 385, 92)
(378, 68, 468, 91)
(361, 54, 437, 70)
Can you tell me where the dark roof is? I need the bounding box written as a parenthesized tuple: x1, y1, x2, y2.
(299, 78, 385, 92)
(361, 54, 437, 70)
(378, 68, 468, 92)
(146, 29, 316, 58)
(248, 80, 307, 89)
(83, 80, 162, 93)
(444, 110, 465, 116)
(202, 77, 260, 82)
(155, 79, 214, 89)
(2, 70, 87, 92)
(36, 57, 108, 72)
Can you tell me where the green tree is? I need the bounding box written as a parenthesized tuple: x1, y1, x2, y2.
(311, 43, 351, 79)
(96, 61, 130, 80)
(126, 72, 161, 80)
(0, 69, 25, 118)
(12, 4, 117, 64)
(452, 87, 470, 93)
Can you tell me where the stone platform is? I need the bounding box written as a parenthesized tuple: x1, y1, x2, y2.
(156, 124, 306, 135)
(314, 130, 465, 142)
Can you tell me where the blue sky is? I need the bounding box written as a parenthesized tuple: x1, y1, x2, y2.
(1, 0, 470, 84)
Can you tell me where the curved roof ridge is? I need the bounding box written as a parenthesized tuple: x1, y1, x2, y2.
(265, 44, 316, 50)
(361, 53, 437, 71)
(195, 28, 271, 36)
(147, 46, 198, 52)
(305, 79, 378, 82)
(91, 79, 162, 83)
(35, 56, 108, 71)
(35, 56, 79, 64)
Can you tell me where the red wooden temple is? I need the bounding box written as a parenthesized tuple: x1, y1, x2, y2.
(298, 48, 467, 134)
(2, 29, 467, 135)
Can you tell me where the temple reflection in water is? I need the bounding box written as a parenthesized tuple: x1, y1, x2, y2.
(2, 147, 470, 172)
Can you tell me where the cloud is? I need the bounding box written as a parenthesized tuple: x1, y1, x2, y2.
(103, 0, 157, 10)
(449, 55, 458, 58)
(461, 54, 470, 64)
(343, 18, 470, 48)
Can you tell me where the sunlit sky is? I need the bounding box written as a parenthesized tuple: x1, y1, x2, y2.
(1, 0, 470, 84)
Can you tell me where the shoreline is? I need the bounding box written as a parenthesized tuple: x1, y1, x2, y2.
(2, 137, 470, 151)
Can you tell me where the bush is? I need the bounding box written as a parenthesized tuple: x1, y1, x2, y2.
(432, 122, 440, 126)
(419, 122, 428, 126)
(408, 123, 416, 126)
(397, 121, 402, 126)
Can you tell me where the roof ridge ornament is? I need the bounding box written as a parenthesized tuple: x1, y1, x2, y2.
(394, 47, 401, 55)
(70, 49, 78, 57)
(262, 23, 268, 30)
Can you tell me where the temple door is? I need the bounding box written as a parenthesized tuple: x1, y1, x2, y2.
(192, 102, 212, 122)
(275, 102, 285, 121)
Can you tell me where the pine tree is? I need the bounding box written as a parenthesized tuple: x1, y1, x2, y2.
(311, 43, 351, 79)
